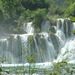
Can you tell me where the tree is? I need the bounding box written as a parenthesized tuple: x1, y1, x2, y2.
(32, 8, 47, 28)
(48, 3, 64, 15)
(65, 2, 75, 17)
(64, 0, 75, 7)
(21, 0, 49, 10)
(0, 0, 25, 25)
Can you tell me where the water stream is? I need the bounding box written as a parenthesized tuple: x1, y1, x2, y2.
(0, 18, 75, 68)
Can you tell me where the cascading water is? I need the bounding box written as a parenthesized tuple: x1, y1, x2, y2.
(56, 37, 75, 63)
(0, 18, 75, 65)
(23, 22, 34, 34)
(41, 20, 51, 32)
(55, 18, 75, 63)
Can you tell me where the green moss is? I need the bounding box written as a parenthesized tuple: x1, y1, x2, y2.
(70, 16, 75, 22)
(72, 30, 75, 34)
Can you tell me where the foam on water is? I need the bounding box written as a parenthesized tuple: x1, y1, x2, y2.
(56, 37, 75, 62)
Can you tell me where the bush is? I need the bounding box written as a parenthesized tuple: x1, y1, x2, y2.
(21, 0, 49, 10)
(72, 30, 75, 34)
(48, 4, 64, 15)
(13, 27, 25, 34)
(70, 16, 75, 22)
(17, 9, 32, 26)
(32, 8, 47, 28)
(64, 2, 75, 17)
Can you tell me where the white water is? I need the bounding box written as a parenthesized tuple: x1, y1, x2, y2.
(56, 37, 75, 63)
(23, 22, 34, 34)
(0, 18, 75, 68)
(72, 22, 75, 30)
(41, 20, 51, 32)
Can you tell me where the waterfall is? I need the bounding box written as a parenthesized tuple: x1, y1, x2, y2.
(41, 20, 51, 32)
(0, 35, 22, 64)
(23, 22, 34, 34)
(0, 18, 75, 64)
(56, 37, 75, 63)
(57, 18, 71, 37)
(55, 19, 75, 63)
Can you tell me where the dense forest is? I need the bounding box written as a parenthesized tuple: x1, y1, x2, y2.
(0, 0, 75, 33)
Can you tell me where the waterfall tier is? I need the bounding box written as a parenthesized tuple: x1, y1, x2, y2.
(0, 33, 58, 63)
(0, 18, 75, 64)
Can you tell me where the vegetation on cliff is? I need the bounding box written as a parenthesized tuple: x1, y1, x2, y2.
(0, 0, 75, 33)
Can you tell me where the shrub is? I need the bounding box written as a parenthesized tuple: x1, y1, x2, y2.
(32, 8, 47, 28)
(72, 30, 75, 34)
(17, 9, 32, 25)
(70, 16, 75, 22)
(64, 2, 75, 17)
(13, 27, 25, 34)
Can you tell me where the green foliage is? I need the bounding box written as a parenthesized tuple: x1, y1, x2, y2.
(48, 3, 64, 15)
(70, 16, 75, 22)
(0, 57, 10, 75)
(0, 68, 2, 72)
(49, 26, 56, 33)
(1, 0, 24, 19)
(17, 9, 33, 25)
(36, 28, 41, 33)
(64, 2, 75, 17)
(42, 59, 74, 75)
(13, 27, 25, 34)
(0, 0, 25, 33)
(0, 57, 6, 63)
(64, 0, 75, 7)
(0, 0, 75, 34)
(21, 0, 49, 10)
(72, 30, 75, 34)
(23, 46, 36, 63)
(0, 9, 3, 23)
(26, 52, 36, 63)
(32, 8, 47, 28)
(29, 36, 33, 45)
(23, 47, 37, 75)
(53, 0, 66, 6)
